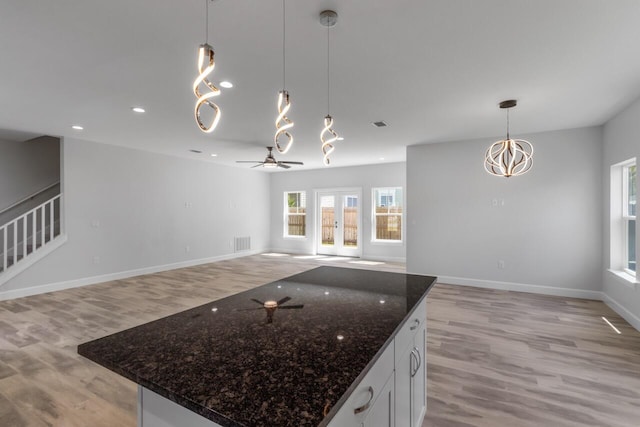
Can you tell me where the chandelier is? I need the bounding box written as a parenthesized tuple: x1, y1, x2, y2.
(484, 100, 533, 177)
(274, 0, 294, 154)
(319, 10, 340, 166)
(193, 0, 221, 133)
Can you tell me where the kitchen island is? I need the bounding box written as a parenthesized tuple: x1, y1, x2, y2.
(78, 266, 436, 427)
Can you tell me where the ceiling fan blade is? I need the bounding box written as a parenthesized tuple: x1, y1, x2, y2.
(236, 307, 264, 311)
(251, 164, 264, 168)
(236, 160, 263, 163)
(280, 161, 304, 165)
(277, 163, 291, 169)
(277, 296, 291, 305)
(251, 298, 265, 306)
(279, 304, 304, 309)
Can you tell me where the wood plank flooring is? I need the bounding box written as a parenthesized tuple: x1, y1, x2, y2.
(0, 253, 639, 426)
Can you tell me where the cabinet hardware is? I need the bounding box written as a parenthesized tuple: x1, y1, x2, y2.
(354, 386, 374, 414)
(413, 346, 422, 373)
(409, 318, 420, 331)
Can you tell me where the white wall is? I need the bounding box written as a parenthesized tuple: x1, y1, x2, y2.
(407, 126, 603, 299)
(269, 162, 406, 261)
(0, 136, 60, 211)
(2, 137, 270, 296)
(602, 97, 640, 329)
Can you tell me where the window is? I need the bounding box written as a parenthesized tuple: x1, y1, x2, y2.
(285, 191, 306, 237)
(623, 163, 636, 274)
(611, 158, 636, 278)
(373, 187, 403, 241)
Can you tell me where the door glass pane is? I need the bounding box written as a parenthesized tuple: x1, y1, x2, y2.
(343, 195, 358, 247)
(320, 195, 335, 246)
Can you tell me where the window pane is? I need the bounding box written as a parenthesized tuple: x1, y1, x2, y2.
(629, 219, 636, 272)
(288, 215, 305, 236)
(285, 192, 306, 237)
(373, 187, 403, 241)
(628, 165, 636, 216)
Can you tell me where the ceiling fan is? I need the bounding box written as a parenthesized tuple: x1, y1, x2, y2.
(236, 146, 304, 169)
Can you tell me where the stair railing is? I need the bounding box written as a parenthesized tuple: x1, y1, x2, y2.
(1, 194, 61, 273)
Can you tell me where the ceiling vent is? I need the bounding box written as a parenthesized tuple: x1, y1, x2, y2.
(372, 121, 387, 128)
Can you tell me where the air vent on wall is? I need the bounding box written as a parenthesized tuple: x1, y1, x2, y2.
(372, 121, 387, 128)
(234, 236, 251, 252)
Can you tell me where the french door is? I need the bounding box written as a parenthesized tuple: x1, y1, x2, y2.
(316, 189, 361, 257)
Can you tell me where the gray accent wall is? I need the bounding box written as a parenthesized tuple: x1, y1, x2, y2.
(3, 137, 270, 293)
(407, 126, 603, 297)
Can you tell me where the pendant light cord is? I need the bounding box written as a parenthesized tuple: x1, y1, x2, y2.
(506, 108, 510, 139)
(282, 0, 286, 89)
(327, 23, 330, 115)
(205, 0, 209, 43)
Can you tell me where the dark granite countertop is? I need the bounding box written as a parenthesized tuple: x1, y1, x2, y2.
(78, 266, 436, 427)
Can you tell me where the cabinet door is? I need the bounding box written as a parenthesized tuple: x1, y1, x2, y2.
(363, 373, 394, 427)
(411, 322, 427, 427)
(327, 344, 394, 427)
(394, 341, 412, 427)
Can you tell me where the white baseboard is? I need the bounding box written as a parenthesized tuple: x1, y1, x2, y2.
(602, 294, 640, 332)
(436, 275, 604, 300)
(0, 249, 262, 301)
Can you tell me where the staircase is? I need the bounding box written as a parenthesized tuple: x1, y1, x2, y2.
(0, 194, 63, 283)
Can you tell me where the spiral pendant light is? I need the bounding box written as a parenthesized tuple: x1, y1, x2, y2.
(274, 0, 294, 154)
(484, 100, 533, 178)
(319, 10, 340, 166)
(193, 0, 221, 133)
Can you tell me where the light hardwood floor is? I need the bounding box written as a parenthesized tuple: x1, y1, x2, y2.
(0, 254, 639, 427)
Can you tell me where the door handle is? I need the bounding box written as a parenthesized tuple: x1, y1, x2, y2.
(354, 386, 374, 414)
(410, 349, 417, 377)
(334, 220, 338, 229)
(413, 346, 422, 373)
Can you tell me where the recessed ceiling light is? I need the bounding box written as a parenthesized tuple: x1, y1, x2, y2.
(220, 81, 233, 88)
(131, 107, 145, 113)
(210, 153, 218, 157)
(337, 137, 344, 141)
(189, 149, 202, 154)
(379, 157, 385, 161)
(372, 121, 387, 128)
(71, 125, 84, 130)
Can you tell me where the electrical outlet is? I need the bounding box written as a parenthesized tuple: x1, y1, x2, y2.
(185, 246, 191, 253)
(498, 260, 505, 269)
(92, 256, 100, 264)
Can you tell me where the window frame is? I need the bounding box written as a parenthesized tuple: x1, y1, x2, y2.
(622, 162, 636, 276)
(371, 187, 403, 244)
(283, 191, 307, 239)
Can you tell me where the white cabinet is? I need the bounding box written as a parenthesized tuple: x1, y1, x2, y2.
(327, 343, 395, 427)
(395, 298, 427, 427)
(326, 297, 428, 427)
(362, 373, 394, 427)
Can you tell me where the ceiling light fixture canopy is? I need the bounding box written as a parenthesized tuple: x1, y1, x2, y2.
(484, 100, 533, 178)
(319, 10, 340, 166)
(274, 0, 294, 154)
(193, 0, 221, 133)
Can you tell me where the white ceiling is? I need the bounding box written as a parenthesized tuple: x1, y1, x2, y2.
(2, 0, 640, 170)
